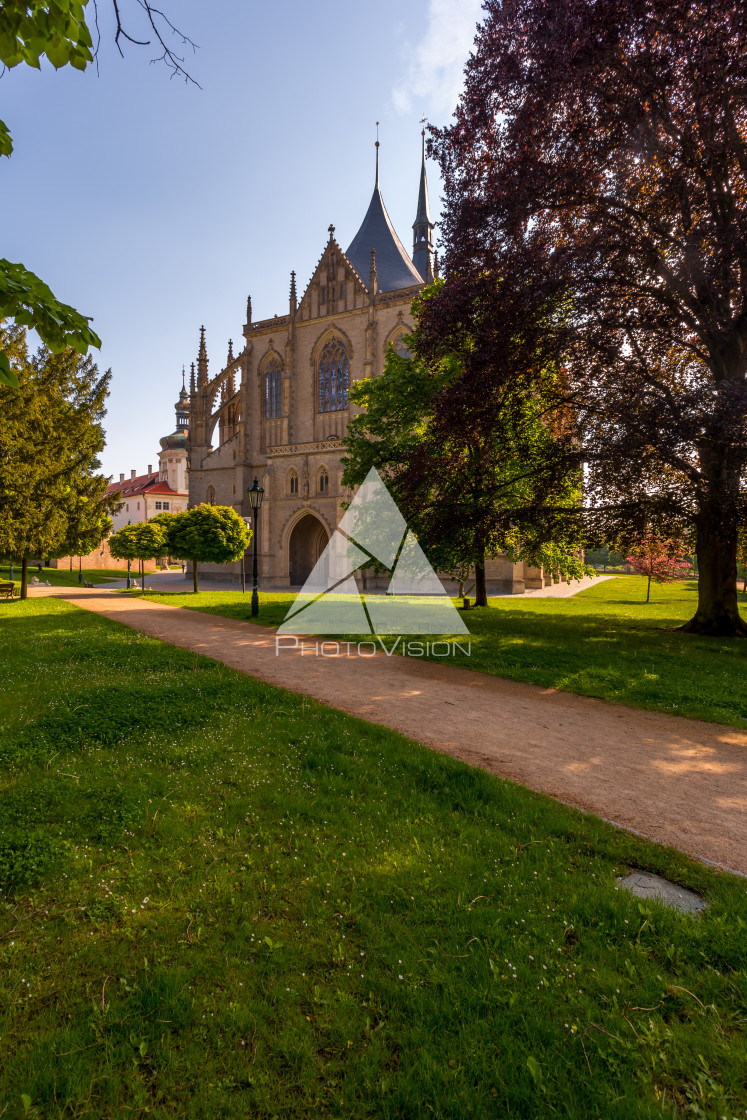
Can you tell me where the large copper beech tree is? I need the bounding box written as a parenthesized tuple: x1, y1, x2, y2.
(430, 0, 747, 635)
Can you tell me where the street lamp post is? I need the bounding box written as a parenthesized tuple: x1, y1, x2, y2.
(241, 517, 252, 594)
(247, 478, 264, 617)
(126, 519, 132, 590)
(78, 555, 82, 584)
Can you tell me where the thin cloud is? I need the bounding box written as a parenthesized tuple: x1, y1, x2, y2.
(392, 0, 483, 117)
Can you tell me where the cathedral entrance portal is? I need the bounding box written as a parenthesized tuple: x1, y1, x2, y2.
(288, 514, 329, 587)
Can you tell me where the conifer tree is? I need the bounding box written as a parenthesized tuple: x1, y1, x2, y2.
(0, 325, 117, 598)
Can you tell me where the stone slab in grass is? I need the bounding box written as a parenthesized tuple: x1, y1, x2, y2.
(617, 870, 706, 915)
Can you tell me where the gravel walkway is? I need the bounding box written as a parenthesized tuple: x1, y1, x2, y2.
(36, 586, 747, 876)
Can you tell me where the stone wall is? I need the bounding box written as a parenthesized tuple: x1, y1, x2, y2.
(51, 537, 160, 572)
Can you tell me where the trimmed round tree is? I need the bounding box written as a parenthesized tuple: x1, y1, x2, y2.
(109, 521, 168, 591)
(164, 504, 251, 592)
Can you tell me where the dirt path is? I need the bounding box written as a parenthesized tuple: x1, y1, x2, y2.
(39, 587, 747, 876)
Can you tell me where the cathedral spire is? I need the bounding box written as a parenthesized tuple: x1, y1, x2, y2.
(346, 135, 422, 292)
(413, 122, 435, 284)
(197, 325, 209, 386)
(289, 270, 297, 317)
(375, 121, 380, 188)
(246, 295, 252, 326)
(190, 361, 196, 397)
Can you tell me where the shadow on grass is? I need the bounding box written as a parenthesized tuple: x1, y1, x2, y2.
(2, 596, 747, 1118)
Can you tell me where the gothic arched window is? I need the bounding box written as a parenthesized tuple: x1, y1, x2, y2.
(318, 468, 329, 495)
(264, 356, 282, 419)
(318, 338, 349, 413)
(288, 470, 299, 496)
(392, 334, 411, 359)
(206, 486, 216, 506)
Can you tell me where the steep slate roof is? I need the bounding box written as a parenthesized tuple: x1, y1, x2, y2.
(345, 183, 423, 293)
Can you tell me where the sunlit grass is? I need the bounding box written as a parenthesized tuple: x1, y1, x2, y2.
(133, 577, 747, 727)
(0, 563, 121, 589)
(0, 596, 745, 1118)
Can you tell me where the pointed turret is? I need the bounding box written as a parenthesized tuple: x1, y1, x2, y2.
(246, 295, 252, 326)
(190, 361, 196, 397)
(289, 270, 297, 318)
(226, 340, 235, 396)
(346, 138, 422, 293)
(197, 326, 209, 386)
(413, 127, 435, 284)
(369, 248, 378, 299)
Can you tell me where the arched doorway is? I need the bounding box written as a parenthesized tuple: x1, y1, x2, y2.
(289, 514, 329, 586)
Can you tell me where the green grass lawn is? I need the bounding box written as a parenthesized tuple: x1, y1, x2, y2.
(0, 596, 745, 1119)
(132, 577, 747, 728)
(0, 563, 123, 589)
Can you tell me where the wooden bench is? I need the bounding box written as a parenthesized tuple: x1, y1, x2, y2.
(0, 581, 16, 599)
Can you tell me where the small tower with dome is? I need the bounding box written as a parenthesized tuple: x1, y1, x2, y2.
(158, 372, 190, 493)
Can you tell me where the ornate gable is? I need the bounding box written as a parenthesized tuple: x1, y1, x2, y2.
(297, 227, 369, 321)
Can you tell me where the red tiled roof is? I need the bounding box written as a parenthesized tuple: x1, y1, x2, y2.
(106, 472, 183, 498)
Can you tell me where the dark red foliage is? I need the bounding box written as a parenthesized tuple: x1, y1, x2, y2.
(428, 0, 747, 635)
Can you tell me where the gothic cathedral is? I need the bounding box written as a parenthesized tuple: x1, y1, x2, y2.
(186, 141, 539, 594)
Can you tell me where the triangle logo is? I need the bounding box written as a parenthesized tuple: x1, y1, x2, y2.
(277, 467, 469, 636)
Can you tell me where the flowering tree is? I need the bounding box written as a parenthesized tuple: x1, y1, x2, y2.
(627, 534, 691, 603)
(738, 528, 747, 595)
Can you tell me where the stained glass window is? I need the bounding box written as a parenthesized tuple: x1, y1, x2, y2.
(289, 471, 299, 496)
(319, 469, 329, 494)
(264, 357, 282, 418)
(318, 338, 349, 413)
(392, 335, 411, 359)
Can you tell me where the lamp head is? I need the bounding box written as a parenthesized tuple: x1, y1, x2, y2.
(248, 477, 264, 511)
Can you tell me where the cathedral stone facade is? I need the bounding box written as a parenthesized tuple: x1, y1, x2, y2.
(186, 144, 543, 594)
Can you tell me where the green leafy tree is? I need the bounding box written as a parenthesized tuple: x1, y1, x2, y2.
(0, 324, 117, 597)
(109, 521, 167, 591)
(343, 287, 588, 607)
(164, 505, 251, 593)
(0, 1, 196, 387)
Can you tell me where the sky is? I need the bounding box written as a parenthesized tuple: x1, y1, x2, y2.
(2, 0, 483, 480)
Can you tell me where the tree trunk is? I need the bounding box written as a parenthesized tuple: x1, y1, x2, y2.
(475, 555, 488, 607)
(679, 514, 747, 636)
(141, 560, 145, 592)
(193, 558, 198, 594)
(20, 555, 28, 600)
(646, 572, 651, 603)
